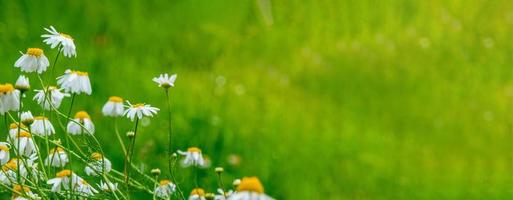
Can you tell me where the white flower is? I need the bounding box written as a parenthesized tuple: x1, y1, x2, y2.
(178, 147, 205, 167)
(75, 180, 98, 197)
(13, 131, 36, 157)
(153, 73, 177, 89)
(0, 159, 21, 186)
(20, 111, 34, 125)
(8, 123, 27, 141)
(33, 86, 70, 110)
(123, 101, 159, 121)
(47, 170, 82, 193)
(57, 69, 92, 95)
(42, 26, 76, 57)
(44, 147, 68, 167)
(15, 75, 30, 91)
(0, 142, 10, 165)
(19, 154, 43, 182)
(215, 188, 234, 200)
(0, 84, 20, 115)
(67, 111, 95, 135)
(14, 48, 50, 74)
(154, 179, 176, 199)
(98, 181, 118, 192)
(84, 153, 112, 176)
(12, 184, 41, 200)
(102, 96, 125, 117)
(228, 177, 274, 200)
(31, 117, 55, 136)
(189, 188, 206, 200)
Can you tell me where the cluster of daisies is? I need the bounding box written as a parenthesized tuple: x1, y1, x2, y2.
(0, 25, 274, 200)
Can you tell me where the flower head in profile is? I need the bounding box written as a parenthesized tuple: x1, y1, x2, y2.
(178, 147, 206, 167)
(47, 170, 83, 193)
(12, 184, 40, 200)
(57, 69, 92, 95)
(84, 152, 112, 176)
(20, 111, 34, 125)
(229, 177, 274, 200)
(75, 179, 98, 197)
(154, 179, 176, 199)
(31, 117, 55, 136)
(189, 188, 206, 200)
(0, 142, 10, 165)
(33, 86, 70, 110)
(0, 84, 21, 115)
(14, 48, 50, 74)
(44, 147, 68, 168)
(8, 122, 27, 140)
(13, 131, 36, 157)
(102, 96, 125, 117)
(123, 101, 159, 121)
(153, 73, 177, 89)
(42, 26, 76, 57)
(0, 159, 19, 186)
(14, 75, 30, 92)
(67, 111, 95, 135)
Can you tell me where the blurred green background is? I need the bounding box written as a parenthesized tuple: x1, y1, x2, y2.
(3, 0, 513, 199)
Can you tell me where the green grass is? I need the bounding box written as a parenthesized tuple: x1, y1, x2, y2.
(2, 0, 513, 199)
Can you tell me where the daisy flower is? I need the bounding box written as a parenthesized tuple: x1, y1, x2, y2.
(189, 188, 206, 200)
(0, 159, 20, 186)
(31, 117, 56, 136)
(102, 96, 125, 117)
(98, 181, 118, 192)
(67, 111, 95, 135)
(0, 142, 10, 165)
(75, 179, 98, 197)
(42, 26, 76, 57)
(178, 147, 206, 167)
(20, 111, 34, 125)
(13, 131, 36, 157)
(47, 170, 82, 193)
(11, 184, 40, 200)
(8, 123, 27, 141)
(84, 152, 112, 176)
(57, 69, 92, 95)
(153, 73, 177, 89)
(123, 101, 159, 121)
(14, 48, 50, 74)
(0, 84, 21, 115)
(44, 147, 68, 168)
(33, 86, 69, 110)
(229, 177, 274, 200)
(154, 179, 176, 199)
(14, 75, 30, 92)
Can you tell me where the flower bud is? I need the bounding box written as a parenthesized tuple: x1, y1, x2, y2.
(205, 193, 215, 200)
(172, 153, 177, 158)
(215, 167, 224, 174)
(126, 131, 135, 138)
(151, 168, 161, 176)
(15, 75, 30, 92)
(233, 179, 241, 187)
(21, 111, 34, 125)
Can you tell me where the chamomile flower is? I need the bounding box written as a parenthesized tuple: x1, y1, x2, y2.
(8, 123, 27, 141)
(47, 170, 82, 193)
(14, 75, 30, 92)
(123, 101, 159, 121)
(102, 96, 125, 117)
(14, 48, 50, 74)
(0, 84, 21, 115)
(0, 159, 20, 186)
(31, 117, 55, 136)
(189, 188, 206, 200)
(178, 147, 206, 167)
(44, 147, 68, 168)
(153, 73, 177, 89)
(67, 111, 95, 135)
(98, 181, 118, 192)
(33, 86, 69, 110)
(12, 184, 41, 200)
(13, 131, 36, 156)
(229, 177, 274, 200)
(154, 179, 176, 199)
(75, 179, 98, 197)
(42, 26, 76, 57)
(0, 142, 10, 165)
(57, 69, 92, 95)
(20, 111, 34, 125)
(84, 152, 112, 176)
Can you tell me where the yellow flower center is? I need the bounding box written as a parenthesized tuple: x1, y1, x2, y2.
(133, 103, 145, 108)
(49, 147, 65, 154)
(190, 188, 205, 197)
(237, 177, 264, 193)
(0, 145, 9, 152)
(2, 159, 17, 171)
(0, 84, 15, 93)
(17, 131, 31, 138)
(26, 48, 43, 57)
(60, 33, 73, 40)
(109, 96, 123, 103)
(75, 111, 90, 119)
(159, 180, 171, 186)
(13, 184, 30, 193)
(9, 123, 25, 129)
(71, 70, 88, 76)
(188, 147, 201, 153)
(91, 152, 103, 160)
(56, 169, 72, 177)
